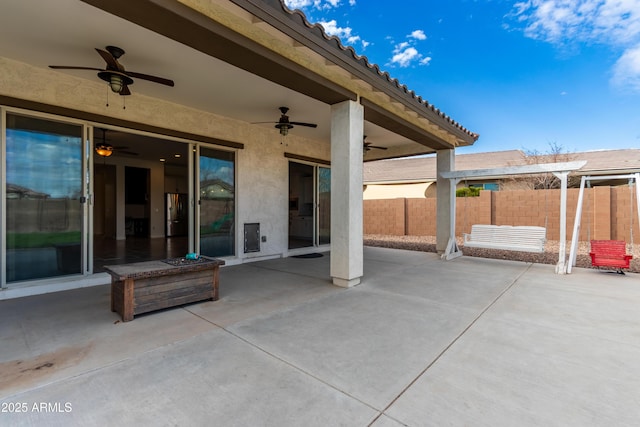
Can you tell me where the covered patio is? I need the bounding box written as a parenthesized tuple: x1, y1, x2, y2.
(2, 246, 638, 426)
(1, 0, 477, 296)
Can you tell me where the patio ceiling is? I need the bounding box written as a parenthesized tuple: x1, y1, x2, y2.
(0, 0, 475, 161)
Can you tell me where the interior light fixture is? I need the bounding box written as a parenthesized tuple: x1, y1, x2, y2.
(95, 143, 113, 157)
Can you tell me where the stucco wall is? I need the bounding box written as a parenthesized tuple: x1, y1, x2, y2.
(363, 182, 431, 200)
(1, 57, 330, 261)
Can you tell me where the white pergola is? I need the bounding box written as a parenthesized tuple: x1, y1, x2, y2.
(440, 161, 587, 274)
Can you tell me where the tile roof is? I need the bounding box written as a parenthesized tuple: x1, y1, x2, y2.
(274, 0, 478, 143)
(364, 149, 640, 183)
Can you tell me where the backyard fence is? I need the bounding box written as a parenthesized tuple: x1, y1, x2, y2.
(364, 186, 639, 242)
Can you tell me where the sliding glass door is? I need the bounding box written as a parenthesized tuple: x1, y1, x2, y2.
(288, 161, 330, 249)
(197, 147, 235, 257)
(4, 112, 86, 283)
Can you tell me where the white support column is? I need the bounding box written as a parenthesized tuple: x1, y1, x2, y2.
(635, 174, 640, 235)
(554, 171, 569, 274)
(330, 100, 364, 287)
(436, 149, 460, 259)
(567, 176, 587, 274)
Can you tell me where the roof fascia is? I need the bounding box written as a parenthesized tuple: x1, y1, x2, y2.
(361, 98, 453, 150)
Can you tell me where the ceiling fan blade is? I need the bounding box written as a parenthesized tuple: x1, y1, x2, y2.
(120, 84, 131, 96)
(290, 122, 317, 128)
(49, 66, 104, 71)
(118, 150, 139, 156)
(96, 48, 120, 70)
(125, 71, 174, 87)
(370, 145, 388, 150)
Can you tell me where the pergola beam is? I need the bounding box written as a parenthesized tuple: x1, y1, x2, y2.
(440, 161, 587, 180)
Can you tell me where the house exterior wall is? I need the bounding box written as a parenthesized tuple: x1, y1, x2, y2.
(363, 182, 431, 200)
(1, 57, 331, 264)
(364, 187, 640, 242)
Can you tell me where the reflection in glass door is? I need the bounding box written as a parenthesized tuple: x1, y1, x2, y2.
(317, 167, 331, 245)
(198, 147, 235, 257)
(4, 113, 85, 283)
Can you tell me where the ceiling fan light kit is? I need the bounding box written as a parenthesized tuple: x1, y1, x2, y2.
(276, 122, 293, 136)
(253, 107, 317, 144)
(98, 70, 133, 94)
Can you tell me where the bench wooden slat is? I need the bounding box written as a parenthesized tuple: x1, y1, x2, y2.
(589, 240, 632, 270)
(463, 225, 546, 253)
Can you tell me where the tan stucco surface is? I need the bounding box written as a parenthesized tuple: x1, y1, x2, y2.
(1, 57, 330, 263)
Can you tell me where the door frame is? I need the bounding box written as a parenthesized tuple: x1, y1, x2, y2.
(287, 159, 331, 252)
(1, 106, 91, 286)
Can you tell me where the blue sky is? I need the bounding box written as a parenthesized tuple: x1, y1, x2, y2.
(284, 0, 640, 154)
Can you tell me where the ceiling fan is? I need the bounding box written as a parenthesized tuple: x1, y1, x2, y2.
(254, 107, 317, 136)
(363, 136, 388, 154)
(49, 46, 174, 96)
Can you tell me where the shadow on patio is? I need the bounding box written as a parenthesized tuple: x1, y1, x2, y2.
(1, 247, 639, 426)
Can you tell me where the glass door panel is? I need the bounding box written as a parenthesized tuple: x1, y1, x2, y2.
(198, 147, 235, 257)
(288, 162, 315, 249)
(5, 113, 84, 282)
(318, 167, 331, 245)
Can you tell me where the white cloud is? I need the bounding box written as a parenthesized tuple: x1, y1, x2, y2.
(612, 43, 640, 91)
(388, 29, 430, 68)
(510, 0, 640, 91)
(319, 20, 368, 50)
(391, 47, 420, 68)
(511, 0, 640, 44)
(284, 0, 313, 9)
(409, 30, 427, 40)
(285, 0, 353, 10)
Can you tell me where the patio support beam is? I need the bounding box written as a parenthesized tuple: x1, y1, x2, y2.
(330, 100, 364, 287)
(436, 149, 458, 257)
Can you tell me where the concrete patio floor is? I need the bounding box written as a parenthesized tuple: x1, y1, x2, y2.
(1, 246, 639, 426)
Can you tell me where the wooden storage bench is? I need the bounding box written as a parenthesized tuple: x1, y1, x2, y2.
(104, 257, 224, 322)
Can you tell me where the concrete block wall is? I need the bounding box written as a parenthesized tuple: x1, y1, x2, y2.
(406, 198, 436, 236)
(363, 199, 405, 235)
(363, 186, 639, 242)
(457, 190, 491, 235)
(612, 186, 640, 242)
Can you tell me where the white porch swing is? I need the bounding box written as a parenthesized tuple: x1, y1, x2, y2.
(440, 161, 586, 274)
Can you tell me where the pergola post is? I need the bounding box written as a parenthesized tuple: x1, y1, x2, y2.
(553, 171, 569, 274)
